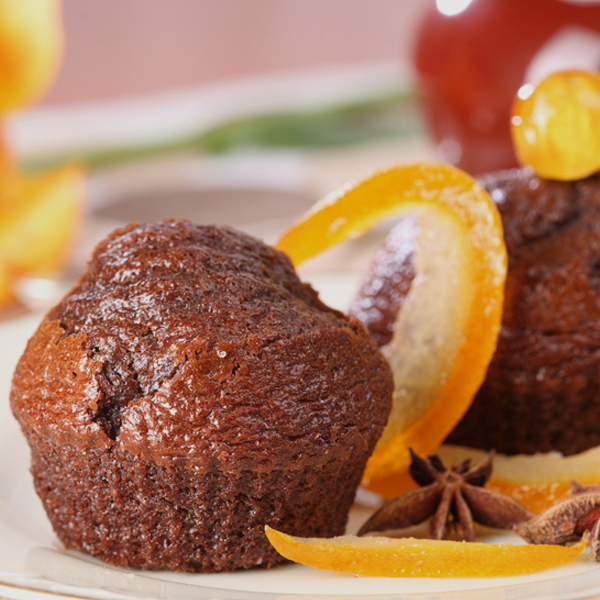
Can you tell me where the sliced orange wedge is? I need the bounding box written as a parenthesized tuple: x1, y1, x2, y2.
(437, 445, 600, 514)
(511, 69, 600, 181)
(277, 163, 507, 493)
(0, 164, 84, 304)
(265, 526, 586, 577)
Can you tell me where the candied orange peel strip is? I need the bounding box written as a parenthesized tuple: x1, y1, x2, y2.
(265, 526, 586, 578)
(511, 69, 600, 181)
(438, 444, 600, 514)
(276, 163, 507, 493)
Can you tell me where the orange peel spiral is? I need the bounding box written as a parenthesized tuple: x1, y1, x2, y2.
(276, 163, 507, 492)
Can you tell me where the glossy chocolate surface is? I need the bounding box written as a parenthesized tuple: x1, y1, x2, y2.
(11, 221, 393, 571)
(352, 169, 600, 456)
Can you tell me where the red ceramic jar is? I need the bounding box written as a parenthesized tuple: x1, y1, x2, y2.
(415, 0, 600, 174)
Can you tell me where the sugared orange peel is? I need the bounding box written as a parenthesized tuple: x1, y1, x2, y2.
(276, 163, 507, 494)
(438, 444, 600, 514)
(265, 526, 586, 577)
(0, 165, 84, 304)
(511, 69, 600, 181)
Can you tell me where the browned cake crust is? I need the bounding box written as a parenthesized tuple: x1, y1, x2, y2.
(11, 221, 393, 572)
(29, 432, 362, 571)
(351, 168, 600, 457)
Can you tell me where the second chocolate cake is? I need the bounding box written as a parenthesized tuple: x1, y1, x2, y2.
(351, 167, 600, 457)
(11, 220, 393, 572)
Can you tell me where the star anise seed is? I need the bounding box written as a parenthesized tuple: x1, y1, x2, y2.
(358, 449, 534, 541)
(514, 488, 600, 561)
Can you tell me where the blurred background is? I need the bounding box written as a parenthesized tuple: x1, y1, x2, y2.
(5, 0, 436, 314)
(5, 0, 600, 313)
(43, 0, 430, 105)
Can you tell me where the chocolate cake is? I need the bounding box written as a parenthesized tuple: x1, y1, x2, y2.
(351, 168, 600, 457)
(11, 220, 393, 572)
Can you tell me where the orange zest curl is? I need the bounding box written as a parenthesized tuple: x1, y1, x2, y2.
(277, 163, 507, 495)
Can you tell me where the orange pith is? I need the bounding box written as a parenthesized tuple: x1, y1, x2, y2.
(265, 526, 586, 578)
(276, 163, 507, 492)
(511, 69, 600, 181)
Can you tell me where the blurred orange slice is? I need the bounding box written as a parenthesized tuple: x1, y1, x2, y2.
(0, 0, 63, 111)
(0, 126, 19, 212)
(0, 165, 84, 304)
(265, 526, 586, 577)
(276, 163, 507, 492)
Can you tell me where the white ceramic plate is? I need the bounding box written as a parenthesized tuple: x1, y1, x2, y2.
(2, 300, 600, 600)
(2, 62, 599, 600)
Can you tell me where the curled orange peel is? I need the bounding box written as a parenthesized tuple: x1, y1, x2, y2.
(511, 69, 600, 181)
(265, 526, 586, 578)
(276, 163, 507, 493)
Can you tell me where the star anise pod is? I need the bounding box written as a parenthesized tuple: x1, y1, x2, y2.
(515, 483, 600, 561)
(358, 449, 534, 541)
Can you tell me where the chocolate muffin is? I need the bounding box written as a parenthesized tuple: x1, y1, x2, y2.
(11, 220, 392, 572)
(351, 168, 600, 457)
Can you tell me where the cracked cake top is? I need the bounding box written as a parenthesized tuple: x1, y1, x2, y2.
(11, 220, 392, 473)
